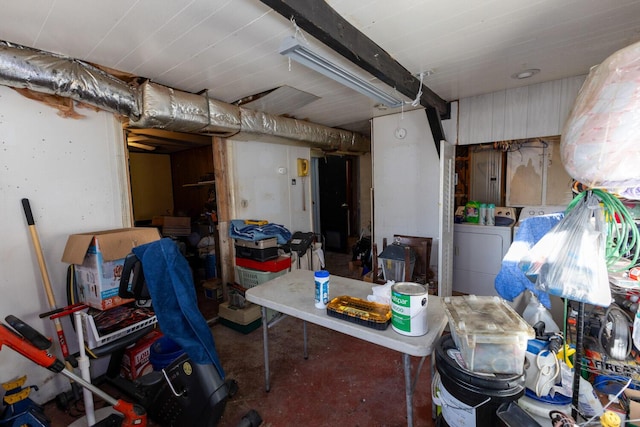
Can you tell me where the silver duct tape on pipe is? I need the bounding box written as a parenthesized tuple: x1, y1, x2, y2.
(239, 108, 370, 153)
(131, 81, 369, 152)
(0, 40, 139, 118)
(0, 41, 370, 152)
(129, 81, 241, 134)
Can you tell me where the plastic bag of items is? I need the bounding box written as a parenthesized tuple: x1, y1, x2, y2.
(519, 193, 611, 307)
(561, 39, 640, 196)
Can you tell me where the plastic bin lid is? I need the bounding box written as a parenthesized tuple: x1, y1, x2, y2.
(443, 295, 535, 341)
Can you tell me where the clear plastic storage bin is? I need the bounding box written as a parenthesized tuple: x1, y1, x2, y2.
(443, 295, 534, 374)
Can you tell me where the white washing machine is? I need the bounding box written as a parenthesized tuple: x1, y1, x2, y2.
(513, 205, 567, 237)
(452, 207, 516, 296)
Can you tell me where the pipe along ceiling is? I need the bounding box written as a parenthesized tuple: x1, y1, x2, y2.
(0, 40, 370, 153)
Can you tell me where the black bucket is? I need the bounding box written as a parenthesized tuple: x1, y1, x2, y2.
(435, 334, 525, 427)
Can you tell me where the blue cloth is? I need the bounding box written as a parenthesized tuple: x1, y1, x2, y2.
(132, 238, 224, 377)
(229, 220, 292, 245)
(494, 214, 564, 308)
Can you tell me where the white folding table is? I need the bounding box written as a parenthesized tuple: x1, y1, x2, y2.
(245, 270, 447, 427)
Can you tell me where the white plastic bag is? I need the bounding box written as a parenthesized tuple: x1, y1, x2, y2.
(519, 193, 611, 307)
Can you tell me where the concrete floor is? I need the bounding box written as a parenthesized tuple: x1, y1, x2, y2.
(41, 251, 436, 426)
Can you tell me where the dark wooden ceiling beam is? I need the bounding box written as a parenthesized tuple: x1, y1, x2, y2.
(261, 0, 448, 152)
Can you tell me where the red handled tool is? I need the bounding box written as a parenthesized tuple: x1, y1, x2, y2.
(0, 315, 146, 427)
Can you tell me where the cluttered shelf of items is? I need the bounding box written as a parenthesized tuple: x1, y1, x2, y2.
(220, 220, 324, 333)
(435, 42, 640, 427)
(479, 189, 640, 427)
(457, 43, 640, 427)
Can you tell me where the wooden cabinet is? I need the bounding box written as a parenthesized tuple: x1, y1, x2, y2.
(458, 75, 586, 145)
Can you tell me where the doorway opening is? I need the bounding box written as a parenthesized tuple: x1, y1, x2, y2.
(312, 154, 360, 254)
(125, 129, 220, 321)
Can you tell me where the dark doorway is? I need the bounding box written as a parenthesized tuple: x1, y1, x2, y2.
(318, 156, 355, 253)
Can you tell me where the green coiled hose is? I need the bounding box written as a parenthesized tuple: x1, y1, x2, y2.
(567, 189, 639, 271)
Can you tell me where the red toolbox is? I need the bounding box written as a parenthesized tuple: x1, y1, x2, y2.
(235, 255, 292, 272)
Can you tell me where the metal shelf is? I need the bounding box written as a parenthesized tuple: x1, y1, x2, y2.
(183, 180, 215, 187)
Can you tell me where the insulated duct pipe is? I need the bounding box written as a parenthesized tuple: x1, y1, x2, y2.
(129, 81, 369, 153)
(0, 41, 139, 119)
(0, 40, 370, 153)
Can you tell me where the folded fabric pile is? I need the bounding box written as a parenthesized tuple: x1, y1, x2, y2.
(229, 220, 292, 245)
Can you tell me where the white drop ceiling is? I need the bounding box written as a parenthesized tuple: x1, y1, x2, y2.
(1, 0, 639, 138)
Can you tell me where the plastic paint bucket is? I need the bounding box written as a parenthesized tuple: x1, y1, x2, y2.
(518, 390, 571, 426)
(434, 334, 525, 427)
(390, 282, 428, 336)
(205, 254, 217, 279)
(149, 336, 185, 371)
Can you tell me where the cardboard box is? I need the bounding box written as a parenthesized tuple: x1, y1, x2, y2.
(595, 389, 626, 425)
(120, 329, 163, 380)
(151, 216, 190, 227)
(583, 337, 640, 383)
(202, 278, 223, 301)
(62, 228, 160, 310)
(151, 216, 191, 236)
(348, 260, 362, 272)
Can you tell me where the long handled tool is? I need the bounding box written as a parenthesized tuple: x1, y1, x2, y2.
(21, 199, 70, 359)
(0, 315, 146, 426)
(21, 198, 80, 405)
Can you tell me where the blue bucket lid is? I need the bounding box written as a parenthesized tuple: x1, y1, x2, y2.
(594, 375, 639, 394)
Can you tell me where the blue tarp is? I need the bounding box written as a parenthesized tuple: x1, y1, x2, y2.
(133, 238, 224, 377)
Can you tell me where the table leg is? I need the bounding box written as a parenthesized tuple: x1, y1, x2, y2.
(261, 306, 270, 392)
(403, 353, 413, 427)
(303, 320, 308, 359)
(431, 352, 436, 420)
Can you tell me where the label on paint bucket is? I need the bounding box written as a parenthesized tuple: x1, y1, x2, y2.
(439, 381, 476, 427)
(390, 282, 428, 336)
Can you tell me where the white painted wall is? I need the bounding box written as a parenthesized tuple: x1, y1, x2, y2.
(372, 107, 458, 272)
(0, 85, 130, 403)
(229, 139, 312, 232)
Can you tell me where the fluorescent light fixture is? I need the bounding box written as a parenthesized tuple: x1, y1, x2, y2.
(279, 36, 404, 108)
(127, 141, 156, 151)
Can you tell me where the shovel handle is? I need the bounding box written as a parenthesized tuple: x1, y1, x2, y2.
(21, 199, 35, 225)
